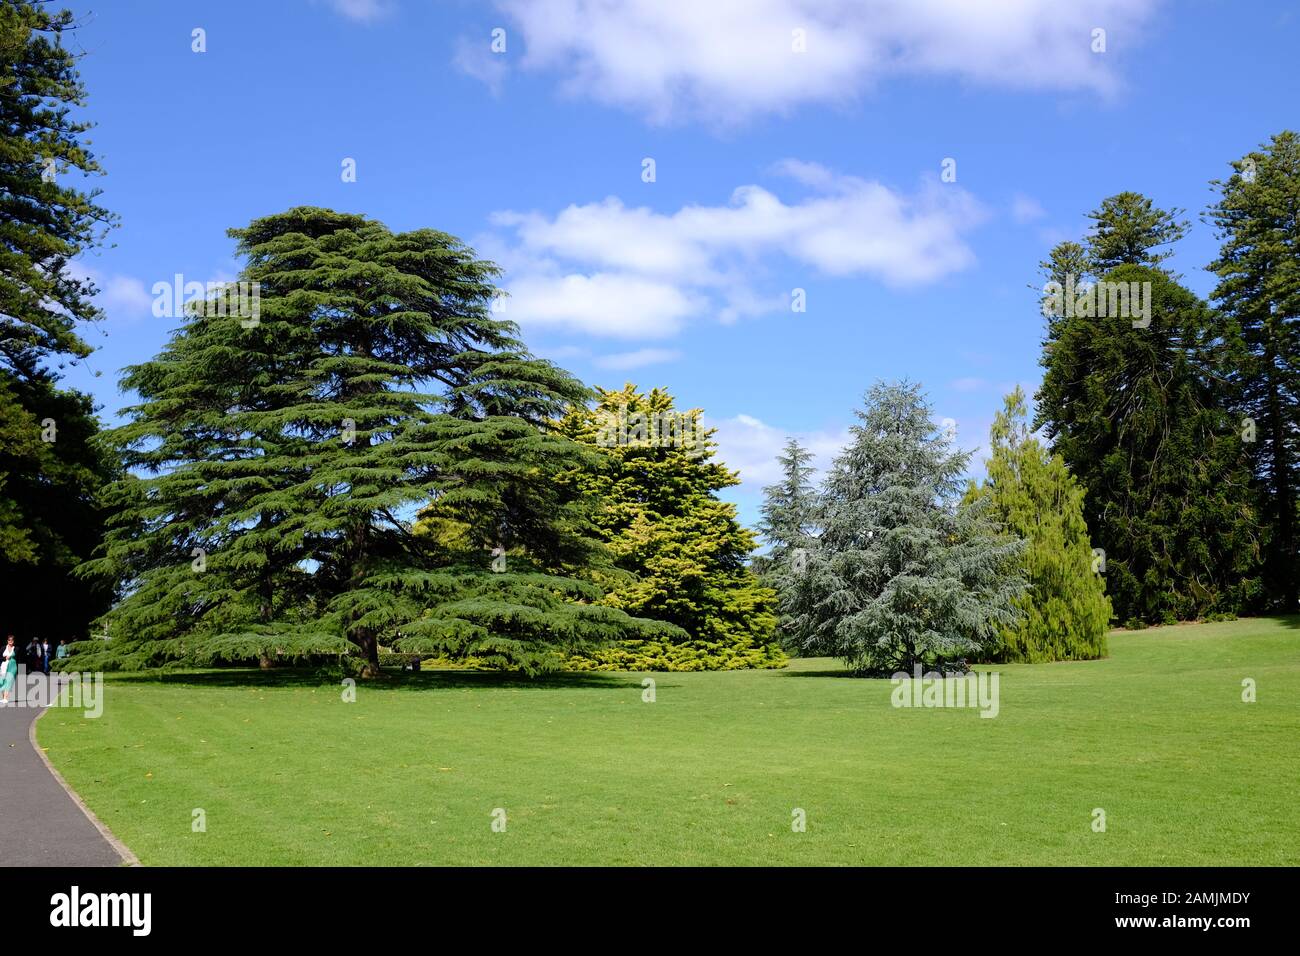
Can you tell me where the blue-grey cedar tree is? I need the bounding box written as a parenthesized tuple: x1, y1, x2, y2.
(794, 381, 1026, 674)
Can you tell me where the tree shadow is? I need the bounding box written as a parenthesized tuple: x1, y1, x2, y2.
(99, 666, 659, 693)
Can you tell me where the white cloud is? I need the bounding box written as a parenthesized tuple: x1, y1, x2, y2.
(473, 0, 1160, 123)
(488, 163, 985, 339)
(709, 412, 850, 488)
(594, 347, 682, 370)
(65, 262, 152, 323)
(499, 272, 697, 339)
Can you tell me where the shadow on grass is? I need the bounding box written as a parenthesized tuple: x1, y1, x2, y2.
(99, 667, 659, 693)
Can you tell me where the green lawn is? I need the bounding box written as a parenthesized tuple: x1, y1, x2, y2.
(39, 616, 1300, 865)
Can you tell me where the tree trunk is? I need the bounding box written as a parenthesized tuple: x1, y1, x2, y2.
(259, 655, 275, 670)
(353, 630, 381, 678)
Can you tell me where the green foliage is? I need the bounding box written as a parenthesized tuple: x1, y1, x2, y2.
(1084, 191, 1189, 275)
(557, 384, 783, 671)
(0, 3, 118, 639)
(757, 437, 820, 652)
(77, 208, 675, 676)
(793, 381, 1026, 674)
(0, 1, 116, 381)
(1207, 131, 1300, 611)
(0, 372, 118, 637)
(965, 387, 1111, 662)
(1036, 264, 1261, 623)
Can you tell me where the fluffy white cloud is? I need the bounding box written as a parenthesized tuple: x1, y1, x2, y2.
(64, 262, 152, 323)
(709, 412, 850, 488)
(472, 0, 1160, 123)
(489, 163, 985, 338)
(498, 272, 698, 339)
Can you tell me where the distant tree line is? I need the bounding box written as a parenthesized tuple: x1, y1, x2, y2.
(761, 139, 1300, 670)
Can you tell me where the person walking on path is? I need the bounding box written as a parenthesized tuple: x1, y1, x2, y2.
(55, 640, 70, 662)
(1, 639, 17, 703)
(40, 638, 51, 676)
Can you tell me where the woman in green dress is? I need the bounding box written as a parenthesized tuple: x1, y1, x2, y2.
(0, 636, 17, 703)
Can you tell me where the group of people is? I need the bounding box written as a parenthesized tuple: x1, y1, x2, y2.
(1, 634, 71, 703)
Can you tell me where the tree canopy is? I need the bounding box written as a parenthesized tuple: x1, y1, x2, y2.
(788, 381, 1025, 673)
(1207, 131, 1300, 611)
(557, 384, 782, 671)
(965, 387, 1111, 661)
(76, 208, 679, 675)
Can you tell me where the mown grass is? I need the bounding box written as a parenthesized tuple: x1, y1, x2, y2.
(38, 616, 1299, 865)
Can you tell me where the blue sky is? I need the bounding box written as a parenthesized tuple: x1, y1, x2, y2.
(58, 0, 1299, 525)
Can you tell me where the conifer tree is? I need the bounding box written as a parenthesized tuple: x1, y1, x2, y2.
(1207, 131, 1300, 611)
(556, 384, 782, 671)
(1037, 192, 1187, 339)
(76, 208, 677, 676)
(1038, 241, 1092, 285)
(1036, 265, 1261, 623)
(1, 2, 118, 638)
(1085, 192, 1189, 274)
(965, 388, 1111, 661)
(0, 1, 115, 382)
(757, 438, 820, 650)
(796, 381, 1025, 674)
(758, 438, 818, 570)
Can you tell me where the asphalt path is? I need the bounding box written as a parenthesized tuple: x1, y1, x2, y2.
(0, 666, 131, 867)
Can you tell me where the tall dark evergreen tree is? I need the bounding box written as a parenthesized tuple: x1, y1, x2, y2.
(0, 1, 115, 381)
(1036, 265, 1261, 623)
(1085, 192, 1189, 275)
(1037, 193, 1188, 331)
(1207, 131, 1300, 611)
(0, 374, 117, 638)
(794, 381, 1025, 673)
(76, 208, 678, 676)
(1, 2, 118, 641)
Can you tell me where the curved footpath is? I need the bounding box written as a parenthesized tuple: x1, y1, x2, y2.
(0, 667, 136, 867)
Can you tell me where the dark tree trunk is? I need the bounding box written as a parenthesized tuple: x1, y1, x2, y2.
(352, 630, 380, 678)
